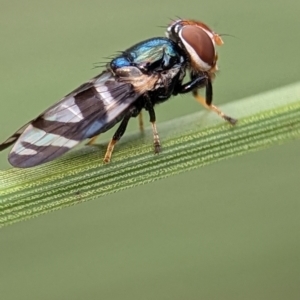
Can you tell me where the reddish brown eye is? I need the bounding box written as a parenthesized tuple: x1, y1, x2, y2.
(181, 25, 215, 67)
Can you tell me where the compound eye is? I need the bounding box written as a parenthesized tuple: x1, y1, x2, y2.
(180, 25, 215, 69)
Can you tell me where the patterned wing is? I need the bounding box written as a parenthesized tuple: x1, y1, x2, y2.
(0, 71, 139, 168)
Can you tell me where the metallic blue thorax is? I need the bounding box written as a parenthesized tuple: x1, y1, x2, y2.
(110, 37, 185, 73)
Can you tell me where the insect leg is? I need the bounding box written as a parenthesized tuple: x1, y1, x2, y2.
(138, 111, 144, 133)
(193, 78, 237, 125)
(103, 139, 118, 163)
(103, 106, 140, 163)
(175, 73, 237, 125)
(174, 74, 207, 94)
(86, 134, 100, 146)
(103, 117, 130, 163)
(144, 97, 161, 153)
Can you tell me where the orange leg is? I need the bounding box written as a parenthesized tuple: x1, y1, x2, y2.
(138, 111, 144, 132)
(151, 121, 161, 153)
(193, 91, 237, 125)
(86, 134, 100, 146)
(103, 139, 117, 163)
(103, 111, 133, 163)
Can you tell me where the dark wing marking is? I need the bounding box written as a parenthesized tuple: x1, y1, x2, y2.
(0, 123, 29, 151)
(0, 70, 140, 168)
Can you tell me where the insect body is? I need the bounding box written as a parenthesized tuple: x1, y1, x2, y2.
(0, 19, 236, 168)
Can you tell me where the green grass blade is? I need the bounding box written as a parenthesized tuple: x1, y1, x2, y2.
(1, 82, 300, 227)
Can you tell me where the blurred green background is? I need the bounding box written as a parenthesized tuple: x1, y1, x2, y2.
(1, 0, 300, 299)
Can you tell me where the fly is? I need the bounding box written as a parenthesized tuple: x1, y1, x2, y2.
(0, 19, 237, 168)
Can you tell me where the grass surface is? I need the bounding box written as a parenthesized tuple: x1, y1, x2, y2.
(1, 83, 300, 227)
(1, 1, 300, 300)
